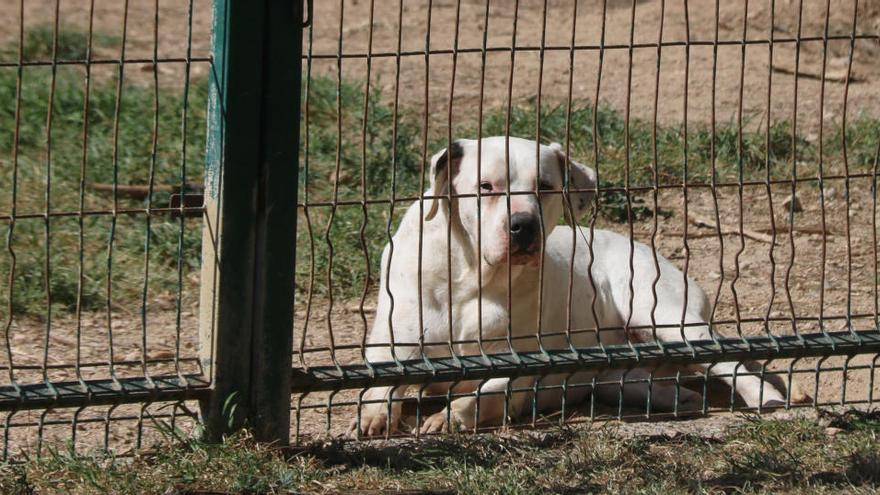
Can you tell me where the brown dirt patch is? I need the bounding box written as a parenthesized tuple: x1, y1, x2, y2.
(1, 305, 201, 457)
(305, 0, 880, 133)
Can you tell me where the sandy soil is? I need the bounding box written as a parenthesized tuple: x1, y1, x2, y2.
(0, 0, 213, 60)
(0, 0, 878, 452)
(303, 0, 880, 133)
(0, 0, 214, 85)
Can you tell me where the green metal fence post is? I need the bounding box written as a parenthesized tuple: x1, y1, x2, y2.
(199, 0, 302, 444)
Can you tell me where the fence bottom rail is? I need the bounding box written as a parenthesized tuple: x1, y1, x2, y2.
(291, 330, 880, 392)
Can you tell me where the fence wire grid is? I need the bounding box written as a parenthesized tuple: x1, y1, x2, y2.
(293, 0, 880, 441)
(0, 0, 211, 459)
(1, 0, 879, 459)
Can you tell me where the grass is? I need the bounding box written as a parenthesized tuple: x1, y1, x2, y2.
(1, 410, 879, 493)
(2, 24, 879, 314)
(0, 26, 207, 316)
(0, 24, 119, 62)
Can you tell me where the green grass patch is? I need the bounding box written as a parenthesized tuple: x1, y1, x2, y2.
(0, 24, 120, 62)
(2, 411, 879, 494)
(0, 25, 207, 315)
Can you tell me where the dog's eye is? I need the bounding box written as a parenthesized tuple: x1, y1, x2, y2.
(538, 181, 555, 191)
(480, 182, 493, 192)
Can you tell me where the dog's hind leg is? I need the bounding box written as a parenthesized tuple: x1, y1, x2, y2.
(632, 296, 786, 409)
(617, 246, 787, 409)
(691, 360, 786, 408)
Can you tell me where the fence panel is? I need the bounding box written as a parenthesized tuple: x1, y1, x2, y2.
(0, 0, 213, 459)
(1, 0, 878, 458)
(0, 0, 304, 458)
(292, 0, 880, 441)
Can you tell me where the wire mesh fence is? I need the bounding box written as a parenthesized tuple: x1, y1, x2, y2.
(0, 0, 212, 459)
(293, 0, 880, 441)
(1, 0, 879, 460)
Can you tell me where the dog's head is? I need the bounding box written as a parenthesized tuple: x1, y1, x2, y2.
(425, 136, 596, 268)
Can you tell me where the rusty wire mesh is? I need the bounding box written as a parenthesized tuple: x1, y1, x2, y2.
(0, 0, 212, 459)
(293, 0, 880, 441)
(0, 0, 878, 459)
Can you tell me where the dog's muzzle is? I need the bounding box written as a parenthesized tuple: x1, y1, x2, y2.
(509, 212, 540, 264)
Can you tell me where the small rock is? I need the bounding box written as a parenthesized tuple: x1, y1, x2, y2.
(825, 426, 844, 436)
(148, 349, 176, 360)
(707, 271, 721, 280)
(782, 194, 803, 213)
(345, 303, 376, 313)
(823, 187, 838, 202)
(329, 169, 353, 185)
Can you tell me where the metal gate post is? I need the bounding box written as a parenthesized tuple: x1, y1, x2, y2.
(199, 0, 303, 444)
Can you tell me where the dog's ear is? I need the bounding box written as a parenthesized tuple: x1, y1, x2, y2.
(550, 142, 597, 225)
(425, 140, 464, 221)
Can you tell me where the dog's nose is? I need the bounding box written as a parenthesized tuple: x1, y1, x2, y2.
(509, 212, 539, 252)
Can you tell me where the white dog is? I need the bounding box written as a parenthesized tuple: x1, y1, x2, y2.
(352, 136, 788, 437)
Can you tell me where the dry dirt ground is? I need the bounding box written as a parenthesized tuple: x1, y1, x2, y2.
(1, 0, 879, 453)
(306, 0, 880, 133)
(1, 0, 877, 129)
(0, 0, 214, 78)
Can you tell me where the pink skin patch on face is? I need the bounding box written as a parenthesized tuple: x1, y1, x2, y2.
(485, 238, 541, 267)
(509, 235, 541, 265)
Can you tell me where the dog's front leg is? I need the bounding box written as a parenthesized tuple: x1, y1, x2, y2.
(350, 339, 419, 437)
(350, 314, 418, 437)
(419, 377, 532, 433)
(351, 383, 409, 437)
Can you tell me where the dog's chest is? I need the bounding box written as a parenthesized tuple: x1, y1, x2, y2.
(438, 284, 551, 344)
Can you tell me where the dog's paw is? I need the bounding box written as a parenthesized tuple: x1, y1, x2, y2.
(418, 410, 465, 435)
(348, 412, 399, 439)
